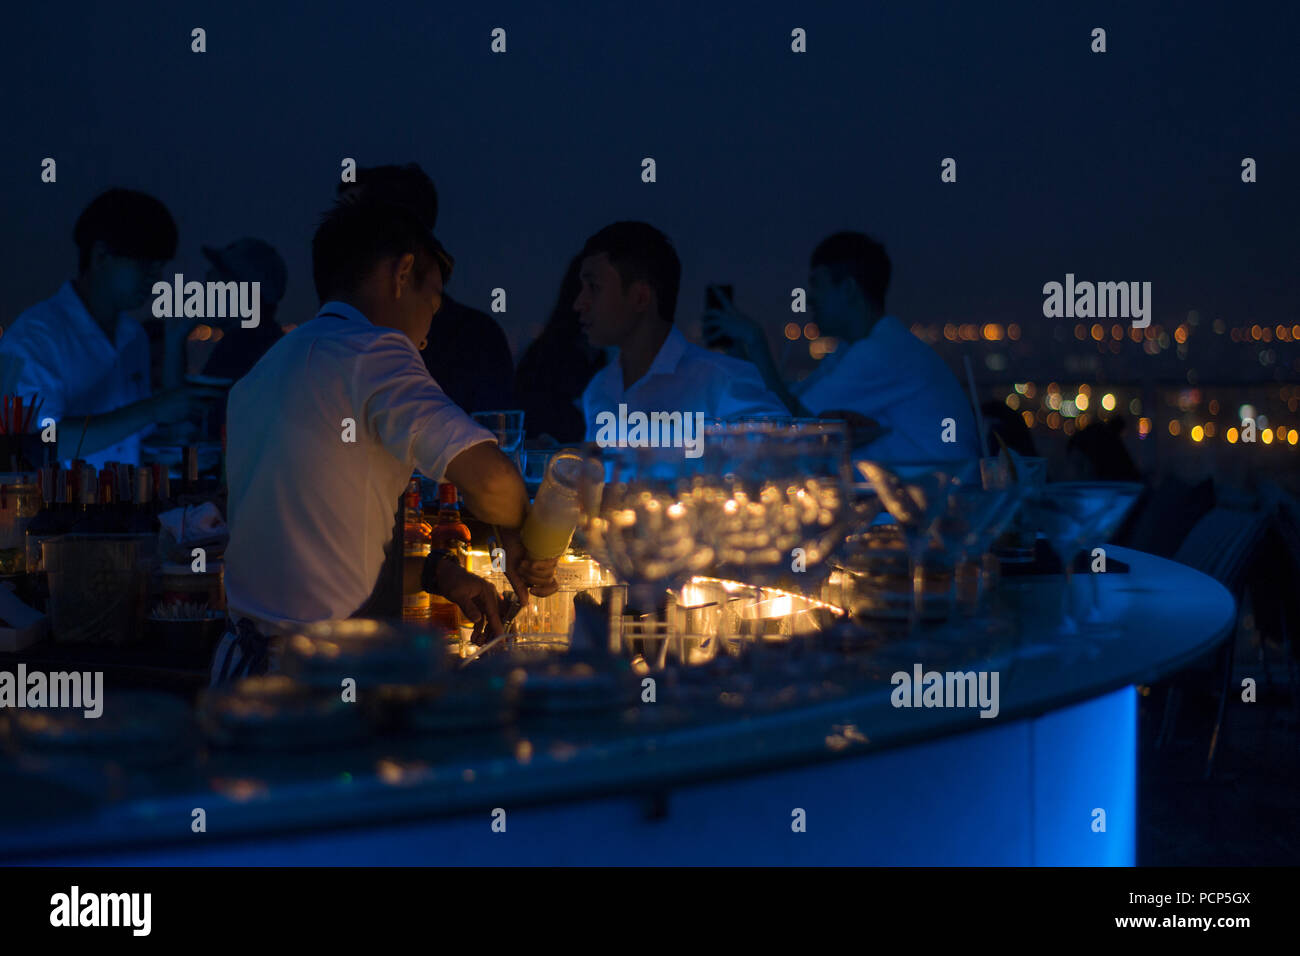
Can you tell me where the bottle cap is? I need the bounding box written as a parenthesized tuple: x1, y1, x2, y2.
(438, 482, 458, 505)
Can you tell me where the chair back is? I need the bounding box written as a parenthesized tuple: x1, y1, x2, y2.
(1173, 506, 1270, 597)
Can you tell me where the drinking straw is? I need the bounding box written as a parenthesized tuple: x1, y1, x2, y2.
(962, 354, 989, 457)
(13, 397, 22, 438)
(74, 414, 92, 460)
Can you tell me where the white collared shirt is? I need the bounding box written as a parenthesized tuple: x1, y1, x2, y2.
(582, 326, 788, 439)
(0, 281, 152, 469)
(223, 301, 496, 628)
(795, 316, 980, 461)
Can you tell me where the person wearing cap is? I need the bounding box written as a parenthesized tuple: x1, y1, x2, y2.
(211, 197, 556, 684)
(159, 238, 288, 395)
(337, 164, 516, 414)
(197, 238, 288, 380)
(0, 188, 218, 469)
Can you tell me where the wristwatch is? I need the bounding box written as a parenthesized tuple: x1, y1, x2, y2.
(421, 548, 461, 595)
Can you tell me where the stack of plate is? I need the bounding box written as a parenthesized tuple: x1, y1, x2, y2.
(197, 675, 368, 751)
(376, 668, 519, 734)
(1, 691, 197, 774)
(511, 655, 638, 722)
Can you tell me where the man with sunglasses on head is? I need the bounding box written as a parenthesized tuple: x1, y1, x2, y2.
(211, 197, 556, 684)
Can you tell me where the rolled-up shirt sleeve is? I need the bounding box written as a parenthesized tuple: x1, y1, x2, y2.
(354, 332, 497, 480)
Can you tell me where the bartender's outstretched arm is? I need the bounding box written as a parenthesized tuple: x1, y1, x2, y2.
(61, 385, 222, 458)
(445, 440, 560, 601)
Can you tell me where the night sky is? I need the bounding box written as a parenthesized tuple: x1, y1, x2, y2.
(4, 0, 1296, 379)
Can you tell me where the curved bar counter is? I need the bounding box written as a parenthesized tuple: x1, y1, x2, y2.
(0, 547, 1233, 865)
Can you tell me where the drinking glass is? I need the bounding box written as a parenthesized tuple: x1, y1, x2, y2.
(473, 410, 525, 471)
(856, 461, 961, 631)
(980, 455, 1047, 563)
(522, 444, 557, 494)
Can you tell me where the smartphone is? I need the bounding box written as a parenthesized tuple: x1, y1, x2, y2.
(704, 283, 734, 350)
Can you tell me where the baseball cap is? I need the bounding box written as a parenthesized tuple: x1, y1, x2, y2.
(201, 238, 288, 305)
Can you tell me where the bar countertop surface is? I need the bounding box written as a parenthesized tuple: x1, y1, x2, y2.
(0, 546, 1234, 861)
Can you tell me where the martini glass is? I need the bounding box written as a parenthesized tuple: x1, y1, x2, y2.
(953, 484, 1025, 616)
(1026, 481, 1144, 651)
(855, 461, 961, 632)
(932, 483, 1022, 619)
(693, 420, 852, 591)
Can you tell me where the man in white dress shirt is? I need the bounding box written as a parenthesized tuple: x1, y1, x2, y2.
(211, 199, 556, 684)
(0, 189, 217, 469)
(577, 222, 787, 440)
(703, 231, 978, 462)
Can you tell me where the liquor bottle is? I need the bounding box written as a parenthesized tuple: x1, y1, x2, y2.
(97, 469, 118, 533)
(150, 463, 172, 513)
(401, 478, 431, 625)
(520, 451, 587, 559)
(69, 468, 101, 533)
(428, 482, 472, 631)
(130, 467, 160, 534)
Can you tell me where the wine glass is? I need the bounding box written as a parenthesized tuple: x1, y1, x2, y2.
(576, 444, 712, 613)
(691, 420, 853, 591)
(1026, 481, 1144, 646)
(934, 483, 1023, 618)
(980, 455, 1047, 563)
(472, 410, 526, 472)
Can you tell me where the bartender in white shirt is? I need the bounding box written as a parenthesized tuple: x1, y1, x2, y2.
(211, 198, 557, 684)
(702, 231, 978, 461)
(576, 221, 787, 439)
(0, 189, 218, 469)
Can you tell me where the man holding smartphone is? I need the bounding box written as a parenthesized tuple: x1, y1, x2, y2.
(575, 221, 787, 438)
(703, 231, 978, 460)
